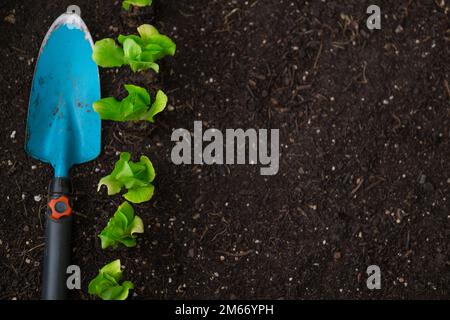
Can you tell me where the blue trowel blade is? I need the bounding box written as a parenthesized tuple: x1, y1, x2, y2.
(26, 12, 101, 178)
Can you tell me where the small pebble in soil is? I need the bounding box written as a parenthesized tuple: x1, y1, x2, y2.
(34, 195, 42, 202)
(395, 25, 404, 33)
(10, 131, 16, 139)
(31, 165, 37, 170)
(4, 14, 15, 24)
(220, 256, 225, 261)
(418, 174, 426, 184)
(25, 258, 31, 264)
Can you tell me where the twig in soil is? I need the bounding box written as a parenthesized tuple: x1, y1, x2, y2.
(211, 228, 227, 242)
(224, 8, 240, 25)
(2, 262, 18, 276)
(178, 10, 194, 17)
(392, 113, 402, 131)
(356, 62, 368, 84)
(199, 225, 209, 242)
(365, 176, 385, 192)
(313, 41, 323, 69)
(74, 211, 88, 219)
(112, 130, 125, 144)
(11, 46, 27, 55)
(20, 243, 44, 256)
(351, 177, 364, 195)
(216, 249, 253, 257)
(444, 80, 450, 99)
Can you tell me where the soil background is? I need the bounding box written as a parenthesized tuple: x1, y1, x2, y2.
(0, 0, 449, 299)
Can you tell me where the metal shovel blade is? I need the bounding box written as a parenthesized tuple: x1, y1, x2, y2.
(26, 11, 101, 177)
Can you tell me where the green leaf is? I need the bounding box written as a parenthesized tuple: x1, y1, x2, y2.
(123, 38, 142, 60)
(92, 39, 125, 68)
(142, 90, 168, 122)
(129, 60, 159, 73)
(100, 259, 122, 280)
(97, 175, 122, 195)
(118, 34, 143, 46)
(99, 202, 144, 249)
(124, 185, 154, 203)
(98, 152, 134, 194)
(93, 97, 122, 122)
(88, 259, 134, 300)
(98, 152, 156, 204)
(144, 34, 177, 58)
(93, 85, 167, 123)
(137, 24, 159, 41)
(94, 24, 175, 73)
(122, 0, 152, 11)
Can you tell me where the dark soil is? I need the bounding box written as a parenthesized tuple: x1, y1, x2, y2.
(0, 0, 449, 300)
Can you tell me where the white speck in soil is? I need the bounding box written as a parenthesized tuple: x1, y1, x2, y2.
(34, 195, 42, 202)
(10, 131, 16, 139)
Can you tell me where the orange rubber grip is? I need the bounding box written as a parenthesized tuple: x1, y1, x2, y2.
(48, 196, 72, 220)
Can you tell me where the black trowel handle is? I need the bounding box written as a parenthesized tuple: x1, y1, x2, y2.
(42, 178, 72, 300)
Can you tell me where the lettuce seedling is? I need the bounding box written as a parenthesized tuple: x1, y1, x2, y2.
(92, 24, 176, 72)
(93, 84, 167, 122)
(98, 152, 156, 204)
(99, 201, 144, 249)
(122, 0, 152, 11)
(88, 259, 134, 300)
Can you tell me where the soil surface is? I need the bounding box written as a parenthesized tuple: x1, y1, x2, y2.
(0, 0, 449, 299)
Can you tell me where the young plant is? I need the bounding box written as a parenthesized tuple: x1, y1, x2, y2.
(122, 0, 152, 11)
(99, 202, 144, 249)
(93, 84, 167, 122)
(98, 152, 155, 204)
(88, 259, 134, 300)
(92, 24, 176, 72)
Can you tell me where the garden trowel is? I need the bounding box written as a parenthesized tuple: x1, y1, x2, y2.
(25, 6, 101, 300)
